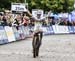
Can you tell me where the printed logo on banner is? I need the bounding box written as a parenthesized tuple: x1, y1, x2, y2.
(42, 26, 54, 35)
(46, 26, 54, 34)
(21, 26, 26, 38)
(32, 9, 44, 20)
(4, 26, 16, 42)
(52, 25, 69, 34)
(49, 26, 54, 33)
(58, 26, 69, 33)
(24, 26, 30, 37)
(68, 26, 74, 33)
(52, 25, 58, 34)
(42, 27, 47, 35)
(18, 26, 25, 39)
(73, 26, 75, 33)
(12, 27, 20, 40)
(28, 26, 34, 36)
(0, 26, 8, 44)
(11, 3, 27, 12)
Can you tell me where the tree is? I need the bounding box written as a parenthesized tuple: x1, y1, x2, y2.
(0, 0, 11, 10)
(27, 0, 74, 13)
(0, 0, 74, 12)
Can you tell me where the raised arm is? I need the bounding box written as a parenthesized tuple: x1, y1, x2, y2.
(27, 10, 32, 17)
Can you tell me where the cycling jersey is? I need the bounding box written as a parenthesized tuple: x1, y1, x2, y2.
(32, 16, 45, 33)
(34, 21, 42, 32)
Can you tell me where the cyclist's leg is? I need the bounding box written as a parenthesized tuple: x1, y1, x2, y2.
(38, 25, 43, 45)
(33, 47, 36, 58)
(36, 47, 39, 56)
(32, 32, 38, 58)
(40, 31, 43, 42)
(35, 26, 43, 57)
(39, 24, 43, 42)
(36, 32, 43, 57)
(35, 33, 39, 56)
(32, 35, 36, 58)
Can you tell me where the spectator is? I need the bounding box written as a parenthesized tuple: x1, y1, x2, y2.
(12, 14, 22, 30)
(48, 16, 55, 26)
(1, 15, 8, 26)
(0, 13, 3, 25)
(22, 16, 29, 26)
(29, 17, 35, 27)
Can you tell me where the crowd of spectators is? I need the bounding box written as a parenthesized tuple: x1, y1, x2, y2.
(0, 10, 75, 28)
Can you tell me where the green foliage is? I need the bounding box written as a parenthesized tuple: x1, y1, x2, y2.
(27, 0, 74, 13)
(0, 0, 74, 12)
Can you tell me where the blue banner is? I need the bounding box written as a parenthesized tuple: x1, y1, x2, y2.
(73, 26, 75, 33)
(68, 26, 74, 33)
(46, 26, 54, 35)
(42, 26, 54, 35)
(12, 27, 20, 40)
(0, 26, 8, 44)
(18, 26, 25, 39)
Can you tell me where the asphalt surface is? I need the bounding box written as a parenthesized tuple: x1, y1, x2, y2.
(0, 34, 75, 61)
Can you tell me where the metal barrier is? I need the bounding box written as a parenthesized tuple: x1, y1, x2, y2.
(0, 25, 75, 44)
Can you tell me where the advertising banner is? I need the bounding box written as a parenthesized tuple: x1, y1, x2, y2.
(68, 26, 74, 33)
(11, 3, 27, 12)
(4, 26, 16, 42)
(18, 26, 25, 39)
(73, 26, 75, 33)
(24, 26, 30, 37)
(52, 25, 69, 34)
(0, 26, 8, 44)
(42, 26, 54, 35)
(12, 27, 20, 40)
(32, 9, 44, 20)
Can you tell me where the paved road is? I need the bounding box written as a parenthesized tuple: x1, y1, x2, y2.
(0, 34, 75, 61)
